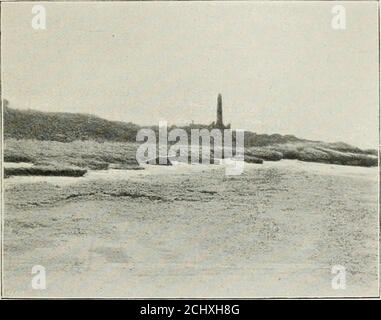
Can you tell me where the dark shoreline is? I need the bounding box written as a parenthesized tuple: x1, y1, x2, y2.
(4, 166, 87, 178)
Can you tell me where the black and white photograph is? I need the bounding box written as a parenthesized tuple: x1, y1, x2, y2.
(0, 1, 379, 299)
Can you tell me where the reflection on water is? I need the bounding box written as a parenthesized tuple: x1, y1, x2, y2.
(4, 160, 377, 187)
(4, 162, 220, 186)
(4, 162, 34, 168)
(5, 175, 86, 186)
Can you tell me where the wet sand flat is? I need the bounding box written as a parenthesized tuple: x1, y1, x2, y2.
(3, 161, 378, 297)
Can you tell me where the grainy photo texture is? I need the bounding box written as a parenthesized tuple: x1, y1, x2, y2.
(0, 1, 379, 298)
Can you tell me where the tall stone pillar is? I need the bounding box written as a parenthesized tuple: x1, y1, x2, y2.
(216, 94, 223, 128)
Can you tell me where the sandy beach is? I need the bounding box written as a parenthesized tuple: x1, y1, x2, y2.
(3, 160, 378, 297)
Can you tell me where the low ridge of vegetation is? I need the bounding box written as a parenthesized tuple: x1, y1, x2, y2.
(3, 105, 378, 172)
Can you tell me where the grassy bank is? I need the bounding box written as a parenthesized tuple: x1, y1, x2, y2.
(3, 139, 378, 172)
(4, 139, 139, 170)
(267, 143, 378, 167)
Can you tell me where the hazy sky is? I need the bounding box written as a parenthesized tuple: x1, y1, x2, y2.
(2, 1, 379, 148)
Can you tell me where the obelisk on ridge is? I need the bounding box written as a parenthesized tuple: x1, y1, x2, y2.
(216, 93, 223, 128)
